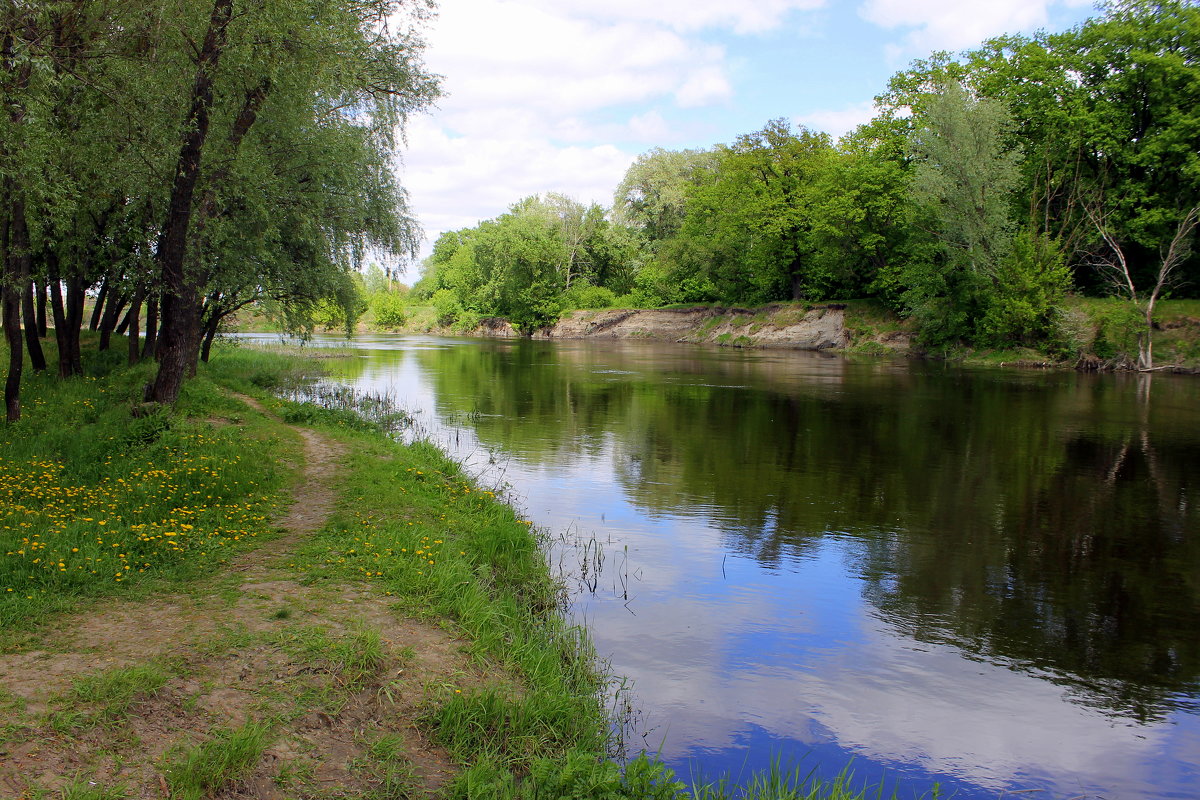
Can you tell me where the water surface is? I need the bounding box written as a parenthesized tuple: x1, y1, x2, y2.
(255, 334, 1200, 799)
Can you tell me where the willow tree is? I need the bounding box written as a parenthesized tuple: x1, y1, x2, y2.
(906, 80, 1070, 346)
(144, 0, 437, 405)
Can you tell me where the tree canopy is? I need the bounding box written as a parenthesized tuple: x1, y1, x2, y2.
(415, 0, 1199, 364)
(1, 0, 438, 417)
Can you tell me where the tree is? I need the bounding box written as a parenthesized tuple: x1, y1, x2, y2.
(889, 1, 1200, 296)
(613, 147, 717, 246)
(671, 120, 833, 304)
(143, 0, 437, 403)
(1087, 203, 1199, 369)
(907, 80, 1069, 345)
(807, 121, 925, 304)
(1058, 1, 1200, 291)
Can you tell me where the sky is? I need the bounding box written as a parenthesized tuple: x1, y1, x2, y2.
(394, 0, 1100, 279)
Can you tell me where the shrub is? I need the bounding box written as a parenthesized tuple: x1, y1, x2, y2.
(564, 284, 617, 310)
(372, 291, 408, 329)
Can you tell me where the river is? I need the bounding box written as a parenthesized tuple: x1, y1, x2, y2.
(248, 333, 1200, 799)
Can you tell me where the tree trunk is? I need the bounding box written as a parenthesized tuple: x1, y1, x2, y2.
(200, 312, 221, 363)
(98, 290, 127, 351)
(146, 0, 234, 405)
(89, 278, 107, 330)
(35, 280, 47, 336)
(116, 302, 134, 336)
(142, 294, 158, 361)
(1139, 307, 1154, 371)
(63, 272, 85, 377)
(3, 204, 25, 422)
(127, 288, 143, 366)
(48, 257, 71, 376)
(9, 201, 46, 373)
(3, 285, 21, 422)
(49, 274, 67, 352)
(149, 289, 201, 402)
(22, 274, 46, 372)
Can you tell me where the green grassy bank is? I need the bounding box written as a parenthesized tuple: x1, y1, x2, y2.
(1, 336, 917, 800)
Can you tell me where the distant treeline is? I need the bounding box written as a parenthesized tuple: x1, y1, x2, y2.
(415, 0, 1200, 366)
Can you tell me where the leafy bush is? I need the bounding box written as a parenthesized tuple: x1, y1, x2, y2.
(975, 232, 1072, 347)
(432, 288, 465, 326)
(372, 291, 408, 329)
(564, 284, 617, 310)
(1090, 303, 1143, 362)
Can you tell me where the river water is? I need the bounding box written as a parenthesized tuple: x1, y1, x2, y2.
(252, 333, 1200, 799)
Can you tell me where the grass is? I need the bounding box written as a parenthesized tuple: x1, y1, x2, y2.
(164, 721, 272, 800)
(60, 780, 130, 800)
(50, 663, 172, 730)
(352, 733, 419, 799)
(272, 624, 388, 688)
(0, 339, 310, 639)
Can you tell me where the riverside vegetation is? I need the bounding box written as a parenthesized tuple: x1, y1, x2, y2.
(0, 335, 914, 800)
(405, 1, 1200, 371)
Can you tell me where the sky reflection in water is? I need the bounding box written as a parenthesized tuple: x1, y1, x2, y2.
(252, 333, 1200, 800)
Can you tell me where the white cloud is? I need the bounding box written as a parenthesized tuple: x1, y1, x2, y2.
(523, 0, 828, 34)
(424, 3, 727, 118)
(675, 65, 734, 108)
(398, 117, 635, 280)
(859, 0, 1089, 54)
(796, 100, 879, 139)
(399, 0, 804, 273)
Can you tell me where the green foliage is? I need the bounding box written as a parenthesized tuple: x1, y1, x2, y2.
(60, 781, 130, 800)
(900, 80, 1074, 347)
(432, 288, 466, 327)
(910, 81, 1021, 268)
(563, 284, 617, 310)
(371, 291, 408, 329)
(450, 751, 686, 800)
(1089, 301, 1146, 361)
(165, 722, 272, 800)
(59, 664, 171, 729)
(671, 120, 836, 304)
(613, 148, 718, 244)
(975, 232, 1072, 346)
(418, 195, 637, 332)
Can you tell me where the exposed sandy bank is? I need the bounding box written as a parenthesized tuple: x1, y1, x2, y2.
(475, 304, 913, 353)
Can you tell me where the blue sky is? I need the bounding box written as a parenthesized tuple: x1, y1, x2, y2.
(396, 0, 1099, 277)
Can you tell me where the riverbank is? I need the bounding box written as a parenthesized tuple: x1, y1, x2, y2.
(0, 338, 900, 799)
(474, 302, 907, 354)
(329, 296, 1200, 372)
(0, 341, 621, 798)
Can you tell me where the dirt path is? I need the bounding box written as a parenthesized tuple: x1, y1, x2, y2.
(0, 397, 467, 799)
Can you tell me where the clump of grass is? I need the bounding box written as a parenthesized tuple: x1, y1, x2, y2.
(449, 750, 685, 800)
(272, 624, 387, 688)
(60, 779, 130, 800)
(164, 721, 272, 800)
(352, 733, 417, 799)
(51, 663, 170, 730)
(330, 627, 388, 686)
